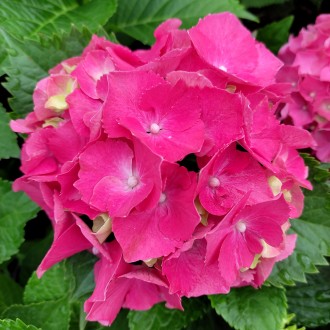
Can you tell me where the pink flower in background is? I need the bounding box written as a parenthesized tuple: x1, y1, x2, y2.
(278, 14, 330, 162)
(10, 11, 316, 326)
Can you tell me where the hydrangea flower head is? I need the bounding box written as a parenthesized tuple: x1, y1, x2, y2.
(10, 12, 314, 326)
(278, 14, 330, 162)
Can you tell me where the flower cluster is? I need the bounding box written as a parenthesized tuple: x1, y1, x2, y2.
(11, 13, 314, 325)
(277, 14, 330, 162)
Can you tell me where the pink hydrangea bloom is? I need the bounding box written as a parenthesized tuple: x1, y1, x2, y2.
(278, 14, 330, 162)
(10, 12, 315, 326)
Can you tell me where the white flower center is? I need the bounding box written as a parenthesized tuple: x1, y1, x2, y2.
(127, 175, 139, 188)
(209, 176, 220, 188)
(92, 247, 99, 255)
(219, 65, 228, 72)
(236, 221, 247, 233)
(150, 123, 161, 134)
(159, 193, 166, 203)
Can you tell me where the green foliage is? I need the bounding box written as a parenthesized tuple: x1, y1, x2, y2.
(0, 274, 23, 314)
(241, 0, 289, 8)
(106, 0, 257, 45)
(128, 298, 208, 330)
(1, 28, 93, 116)
(23, 264, 73, 304)
(0, 0, 116, 72)
(286, 265, 330, 327)
(0, 0, 117, 40)
(1, 252, 98, 330)
(257, 16, 294, 53)
(0, 179, 39, 265)
(0, 104, 19, 159)
(0, 318, 40, 330)
(17, 233, 53, 285)
(209, 286, 288, 330)
(2, 299, 71, 330)
(268, 156, 330, 286)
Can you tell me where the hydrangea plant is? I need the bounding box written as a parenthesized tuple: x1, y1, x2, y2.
(0, 1, 329, 330)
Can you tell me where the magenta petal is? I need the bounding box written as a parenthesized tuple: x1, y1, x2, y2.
(90, 174, 153, 217)
(280, 125, 316, 149)
(242, 95, 282, 167)
(166, 71, 213, 88)
(76, 138, 162, 217)
(75, 139, 134, 205)
(37, 206, 92, 277)
(113, 208, 181, 263)
(118, 82, 205, 162)
(198, 88, 244, 155)
(239, 196, 290, 246)
(102, 71, 165, 138)
(189, 13, 258, 81)
(217, 233, 240, 285)
(163, 239, 229, 297)
(158, 163, 200, 240)
(85, 278, 130, 326)
(67, 89, 102, 138)
(198, 144, 272, 215)
(114, 163, 198, 262)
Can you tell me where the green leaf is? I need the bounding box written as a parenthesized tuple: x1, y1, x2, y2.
(0, 179, 39, 265)
(209, 286, 288, 330)
(1, 298, 71, 330)
(68, 252, 97, 301)
(240, 0, 289, 8)
(85, 309, 129, 330)
(23, 263, 74, 304)
(107, 0, 257, 45)
(0, 318, 40, 330)
(257, 16, 294, 53)
(2, 252, 97, 330)
(184, 307, 228, 330)
(0, 274, 23, 314)
(128, 298, 207, 330)
(18, 233, 53, 285)
(0, 42, 9, 76)
(1, 28, 92, 116)
(0, 104, 19, 159)
(0, 0, 117, 41)
(286, 265, 330, 328)
(268, 157, 330, 286)
(24, 251, 96, 304)
(301, 154, 330, 183)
